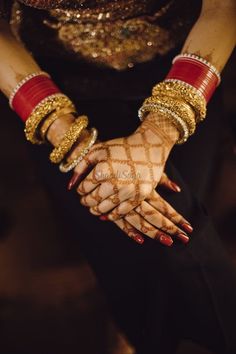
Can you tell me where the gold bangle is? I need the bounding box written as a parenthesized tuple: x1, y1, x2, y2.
(152, 80, 206, 123)
(40, 106, 77, 142)
(49, 115, 89, 164)
(24, 94, 75, 145)
(143, 96, 196, 135)
(59, 127, 98, 173)
(138, 103, 190, 144)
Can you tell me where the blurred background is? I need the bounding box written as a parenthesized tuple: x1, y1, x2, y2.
(0, 51, 235, 354)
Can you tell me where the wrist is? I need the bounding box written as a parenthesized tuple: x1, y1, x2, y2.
(141, 112, 180, 146)
(46, 113, 75, 147)
(46, 113, 90, 159)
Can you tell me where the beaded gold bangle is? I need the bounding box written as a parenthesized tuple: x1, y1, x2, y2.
(24, 94, 76, 144)
(152, 80, 206, 123)
(49, 115, 89, 164)
(59, 127, 98, 173)
(39, 106, 77, 142)
(141, 96, 196, 136)
(138, 103, 189, 144)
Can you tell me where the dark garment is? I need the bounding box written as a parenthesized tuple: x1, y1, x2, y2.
(8, 0, 201, 71)
(27, 53, 236, 354)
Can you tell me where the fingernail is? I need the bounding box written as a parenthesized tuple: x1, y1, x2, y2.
(159, 234, 173, 247)
(132, 234, 145, 244)
(169, 182, 181, 192)
(181, 223, 193, 233)
(100, 215, 109, 221)
(177, 233, 189, 244)
(68, 173, 80, 191)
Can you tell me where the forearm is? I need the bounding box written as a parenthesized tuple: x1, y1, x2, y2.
(182, 0, 236, 72)
(143, 0, 236, 144)
(0, 20, 40, 96)
(0, 19, 78, 147)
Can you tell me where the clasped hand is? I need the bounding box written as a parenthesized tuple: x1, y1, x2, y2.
(69, 114, 193, 246)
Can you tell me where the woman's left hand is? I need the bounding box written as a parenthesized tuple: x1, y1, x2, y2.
(113, 187, 192, 246)
(69, 168, 192, 246)
(70, 115, 176, 221)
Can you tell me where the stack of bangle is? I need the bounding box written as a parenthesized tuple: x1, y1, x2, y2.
(9, 71, 98, 168)
(25, 93, 76, 144)
(39, 106, 77, 142)
(152, 80, 206, 123)
(138, 53, 221, 144)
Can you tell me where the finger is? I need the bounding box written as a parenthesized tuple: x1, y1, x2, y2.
(135, 201, 189, 244)
(147, 190, 193, 233)
(68, 166, 96, 191)
(89, 185, 135, 215)
(76, 167, 100, 196)
(77, 161, 110, 195)
(80, 182, 116, 208)
(68, 173, 81, 191)
(90, 193, 121, 215)
(148, 190, 192, 229)
(107, 198, 142, 221)
(124, 211, 173, 247)
(159, 173, 181, 192)
(114, 218, 144, 244)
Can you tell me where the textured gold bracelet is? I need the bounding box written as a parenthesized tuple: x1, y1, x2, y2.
(138, 103, 190, 144)
(40, 106, 77, 142)
(24, 94, 76, 145)
(59, 127, 98, 173)
(49, 115, 89, 164)
(152, 80, 206, 123)
(142, 95, 196, 136)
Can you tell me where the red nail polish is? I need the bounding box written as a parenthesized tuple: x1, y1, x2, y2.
(99, 215, 109, 221)
(159, 234, 173, 247)
(181, 223, 193, 233)
(170, 182, 181, 192)
(133, 234, 145, 245)
(177, 233, 189, 244)
(68, 173, 80, 191)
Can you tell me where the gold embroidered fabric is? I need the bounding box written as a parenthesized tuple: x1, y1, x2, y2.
(8, 0, 201, 70)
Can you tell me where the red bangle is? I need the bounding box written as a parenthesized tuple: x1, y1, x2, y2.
(11, 75, 61, 122)
(166, 54, 220, 102)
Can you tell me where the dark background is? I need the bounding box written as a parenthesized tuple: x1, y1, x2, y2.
(0, 51, 235, 354)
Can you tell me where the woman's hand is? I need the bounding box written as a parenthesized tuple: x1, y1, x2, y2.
(67, 113, 193, 246)
(70, 171, 192, 246)
(70, 112, 179, 221)
(91, 174, 192, 246)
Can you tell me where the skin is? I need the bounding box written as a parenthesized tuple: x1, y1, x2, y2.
(0, 0, 235, 246)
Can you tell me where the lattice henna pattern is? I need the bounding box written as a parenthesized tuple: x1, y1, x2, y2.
(79, 133, 166, 215)
(77, 114, 178, 220)
(72, 112, 191, 245)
